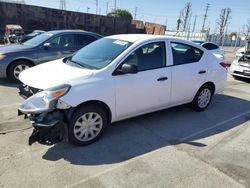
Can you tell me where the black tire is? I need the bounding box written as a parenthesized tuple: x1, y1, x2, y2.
(8, 60, 33, 82)
(190, 85, 213, 112)
(68, 104, 107, 146)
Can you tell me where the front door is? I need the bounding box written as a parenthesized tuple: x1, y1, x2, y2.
(114, 41, 171, 119)
(37, 34, 77, 63)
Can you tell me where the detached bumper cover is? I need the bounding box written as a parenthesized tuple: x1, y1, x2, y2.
(19, 110, 67, 145)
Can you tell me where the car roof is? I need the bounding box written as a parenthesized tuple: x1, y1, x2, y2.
(107, 34, 170, 43)
(47, 30, 103, 37)
(106, 34, 204, 49)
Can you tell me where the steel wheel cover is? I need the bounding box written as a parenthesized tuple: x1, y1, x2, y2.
(73, 112, 103, 142)
(13, 64, 30, 79)
(197, 88, 211, 108)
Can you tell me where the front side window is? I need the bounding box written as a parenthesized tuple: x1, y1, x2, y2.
(122, 42, 166, 71)
(70, 38, 132, 69)
(171, 42, 203, 65)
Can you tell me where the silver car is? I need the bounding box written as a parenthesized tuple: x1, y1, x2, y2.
(0, 30, 102, 81)
(229, 50, 250, 79)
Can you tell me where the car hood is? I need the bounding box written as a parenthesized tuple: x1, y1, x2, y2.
(0, 44, 33, 54)
(19, 59, 95, 90)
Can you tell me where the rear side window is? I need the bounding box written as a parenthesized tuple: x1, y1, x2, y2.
(75, 34, 97, 47)
(171, 42, 203, 65)
(202, 43, 219, 50)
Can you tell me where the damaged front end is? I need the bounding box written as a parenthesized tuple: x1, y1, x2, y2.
(18, 84, 72, 145)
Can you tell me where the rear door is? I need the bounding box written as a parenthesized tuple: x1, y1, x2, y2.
(170, 41, 207, 105)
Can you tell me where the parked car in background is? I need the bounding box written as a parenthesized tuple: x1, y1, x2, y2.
(4, 24, 25, 44)
(0, 30, 102, 81)
(235, 47, 246, 58)
(18, 34, 228, 146)
(21, 30, 46, 43)
(230, 50, 250, 79)
(192, 40, 225, 59)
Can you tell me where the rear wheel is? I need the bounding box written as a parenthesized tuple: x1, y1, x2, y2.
(8, 61, 33, 82)
(68, 104, 107, 146)
(190, 85, 213, 112)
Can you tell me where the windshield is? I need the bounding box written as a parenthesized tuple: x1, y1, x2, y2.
(71, 38, 132, 69)
(23, 32, 54, 46)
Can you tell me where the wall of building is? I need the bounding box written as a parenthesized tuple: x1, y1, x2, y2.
(0, 2, 139, 35)
(0, 2, 166, 36)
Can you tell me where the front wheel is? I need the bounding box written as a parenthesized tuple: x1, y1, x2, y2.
(68, 104, 107, 146)
(190, 85, 213, 112)
(8, 61, 33, 82)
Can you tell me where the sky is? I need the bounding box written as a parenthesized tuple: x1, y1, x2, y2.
(23, 0, 250, 33)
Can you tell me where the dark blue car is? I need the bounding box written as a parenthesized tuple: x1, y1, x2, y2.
(0, 30, 102, 81)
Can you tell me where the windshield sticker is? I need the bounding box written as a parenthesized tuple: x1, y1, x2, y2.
(113, 40, 128, 46)
(46, 33, 54, 36)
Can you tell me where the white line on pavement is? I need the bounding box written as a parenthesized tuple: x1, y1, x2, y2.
(178, 110, 250, 142)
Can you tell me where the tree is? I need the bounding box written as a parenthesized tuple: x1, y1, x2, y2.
(217, 8, 232, 45)
(242, 18, 250, 38)
(107, 9, 133, 20)
(179, 2, 192, 32)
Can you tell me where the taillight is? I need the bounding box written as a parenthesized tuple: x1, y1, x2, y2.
(220, 62, 228, 70)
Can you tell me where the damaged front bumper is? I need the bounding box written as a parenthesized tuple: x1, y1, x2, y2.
(19, 110, 68, 145)
(18, 84, 72, 145)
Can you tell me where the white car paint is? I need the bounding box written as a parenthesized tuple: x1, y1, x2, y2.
(235, 47, 246, 58)
(193, 41, 225, 60)
(19, 58, 95, 90)
(229, 58, 250, 79)
(19, 34, 227, 123)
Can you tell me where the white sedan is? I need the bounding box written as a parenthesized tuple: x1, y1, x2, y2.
(18, 34, 228, 146)
(192, 41, 225, 59)
(230, 50, 250, 79)
(235, 47, 246, 58)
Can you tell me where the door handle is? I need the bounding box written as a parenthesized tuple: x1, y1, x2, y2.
(157, 77, 168, 81)
(198, 70, 206, 74)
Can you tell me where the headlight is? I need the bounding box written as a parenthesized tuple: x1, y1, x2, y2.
(0, 54, 6, 61)
(19, 84, 71, 114)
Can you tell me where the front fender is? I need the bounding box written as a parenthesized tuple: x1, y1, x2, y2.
(59, 77, 116, 121)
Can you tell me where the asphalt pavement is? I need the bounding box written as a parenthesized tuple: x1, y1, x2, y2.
(0, 74, 250, 188)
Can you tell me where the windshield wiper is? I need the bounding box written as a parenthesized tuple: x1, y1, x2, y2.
(67, 59, 86, 69)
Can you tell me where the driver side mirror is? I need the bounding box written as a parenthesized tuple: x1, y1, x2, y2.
(113, 63, 138, 75)
(43, 43, 51, 49)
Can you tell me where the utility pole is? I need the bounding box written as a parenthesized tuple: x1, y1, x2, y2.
(59, 0, 66, 10)
(134, 7, 138, 20)
(192, 15, 197, 32)
(202, 3, 210, 32)
(114, 0, 117, 11)
(165, 17, 168, 28)
(106, 2, 109, 15)
(96, 0, 98, 14)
